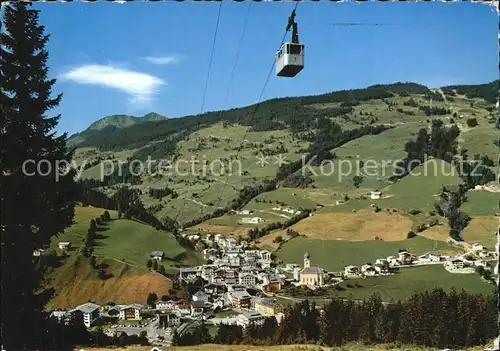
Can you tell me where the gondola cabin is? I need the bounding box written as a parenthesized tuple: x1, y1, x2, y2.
(275, 42, 304, 77)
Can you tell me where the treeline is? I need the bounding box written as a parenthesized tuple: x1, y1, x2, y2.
(174, 289, 497, 349)
(390, 120, 460, 181)
(148, 186, 178, 200)
(277, 122, 391, 182)
(79, 183, 165, 230)
(81, 211, 111, 257)
(418, 105, 451, 116)
(424, 90, 445, 101)
(434, 185, 470, 240)
(441, 79, 499, 103)
(130, 138, 179, 162)
(79, 162, 142, 187)
(74, 82, 433, 152)
(247, 209, 311, 240)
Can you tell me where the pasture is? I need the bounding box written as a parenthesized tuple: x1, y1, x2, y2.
(276, 236, 461, 272)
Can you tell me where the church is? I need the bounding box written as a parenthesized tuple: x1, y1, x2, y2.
(299, 253, 326, 288)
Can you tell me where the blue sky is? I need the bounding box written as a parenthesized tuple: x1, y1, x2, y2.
(31, 1, 498, 135)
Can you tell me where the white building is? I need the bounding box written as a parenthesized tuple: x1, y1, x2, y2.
(259, 250, 272, 261)
(69, 302, 100, 328)
(370, 191, 382, 200)
(236, 311, 266, 328)
(472, 243, 485, 251)
(239, 217, 264, 224)
(344, 265, 361, 277)
(192, 291, 209, 303)
(361, 264, 377, 276)
(239, 273, 257, 286)
(33, 249, 44, 257)
(58, 242, 71, 250)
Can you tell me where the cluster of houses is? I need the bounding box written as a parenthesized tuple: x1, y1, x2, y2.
(271, 206, 302, 216)
(50, 302, 146, 328)
(50, 230, 497, 334)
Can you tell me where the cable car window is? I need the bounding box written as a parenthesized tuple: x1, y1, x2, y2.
(290, 44, 301, 54)
(286, 44, 290, 54)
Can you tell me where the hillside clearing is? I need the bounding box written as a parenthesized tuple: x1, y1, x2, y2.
(45, 255, 172, 309)
(289, 209, 412, 241)
(461, 216, 499, 248)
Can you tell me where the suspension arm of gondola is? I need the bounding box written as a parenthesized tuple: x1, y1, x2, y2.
(286, 9, 299, 44)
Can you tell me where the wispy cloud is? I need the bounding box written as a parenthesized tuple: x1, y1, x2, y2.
(143, 55, 183, 65)
(60, 64, 166, 106)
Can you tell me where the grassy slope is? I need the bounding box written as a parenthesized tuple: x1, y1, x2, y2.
(45, 205, 202, 308)
(328, 265, 494, 301)
(276, 236, 460, 272)
(45, 255, 172, 309)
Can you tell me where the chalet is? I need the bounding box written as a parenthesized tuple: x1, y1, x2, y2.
(33, 249, 44, 257)
(58, 242, 71, 250)
(151, 251, 165, 261)
(474, 259, 488, 268)
(259, 250, 272, 261)
(239, 273, 257, 286)
(190, 300, 205, 317)
(477, 250, 489, 258)
(161, 313, 181, 327)
(203, 282, 226, 295)
(344, 265, 361, 277)
(179, 267, 198, 281)
(472, 243, 485, 251)
(361, 264, 377, 276)
(156, 300, 176, 311)
(229, 256, 242, 267)
(228, 290, 252, 309)
(375, 258, 389, 267)
(386, 256, 400, 266)
(118, 304, 143, 321)
(50, 310, 69, 323)
(397, 250, 413, 265)
(370, 190, 382, 200)
(244, 250, 260, 258)
(446, 258, 465, 270)
(69, 302, 100, 328)
(374, 264, 389, 274)
(236, 311, 266, 328)
(174, 300, 192, 315)
(239, 217, 264, 224)
(260, 273, 282, 292)
(192, 291, 209, 303)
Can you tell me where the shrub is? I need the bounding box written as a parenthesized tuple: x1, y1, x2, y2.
(466, 118, 478, 127)
(407, 231, 417, 239)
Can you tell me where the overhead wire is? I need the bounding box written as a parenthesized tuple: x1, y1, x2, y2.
(206, 1, 300, 224)
(194, 0, 253, 222)
(174, 1, 223, 224)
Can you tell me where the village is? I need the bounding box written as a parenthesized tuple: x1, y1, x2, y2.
(48, 230, 498, 347)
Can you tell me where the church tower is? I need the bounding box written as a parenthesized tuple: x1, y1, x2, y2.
(303, 252, 310, 268)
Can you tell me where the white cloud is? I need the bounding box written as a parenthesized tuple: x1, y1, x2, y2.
(60, 64, 165, 106)
(143, 55, 182, 65)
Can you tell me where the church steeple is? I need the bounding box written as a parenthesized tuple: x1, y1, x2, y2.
(304, 252, 310, 268)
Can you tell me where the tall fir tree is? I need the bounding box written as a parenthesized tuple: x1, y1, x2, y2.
(1, 2, 78, 349)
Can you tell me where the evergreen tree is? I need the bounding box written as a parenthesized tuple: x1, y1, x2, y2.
(1, 3, 78, 349)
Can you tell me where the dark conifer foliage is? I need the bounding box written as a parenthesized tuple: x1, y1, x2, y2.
(1, 3, 79, 349)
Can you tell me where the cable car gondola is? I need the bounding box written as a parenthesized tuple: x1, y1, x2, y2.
(276, 9, 304, 78)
